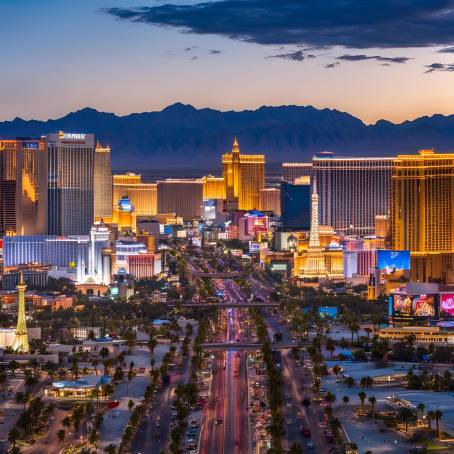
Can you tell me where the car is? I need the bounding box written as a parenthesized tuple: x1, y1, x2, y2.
(306, 441, 315, 449)
(190, 420, 199, 428)
(302, 429, 311, 437)
(215, 418, 223, 425)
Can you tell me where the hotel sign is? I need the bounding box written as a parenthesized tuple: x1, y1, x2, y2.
(58, 131, 86, 140)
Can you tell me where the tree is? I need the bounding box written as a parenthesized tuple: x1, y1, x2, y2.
(61, 415, 72, 431)
(288, 442, 303, 454)
(358, 391, 367, 415)
(344, 376, 355, 388)
(398, 407, 414, 435)
(368, 396, 376, 417)
(325, 338, 336, 358)
(417, 403, 425, 421)
(57, 429, 66, 442)
(332, 364, 342, 376)
(426, 410, 435, 431)
(434, 409, 443, 438)
(325, 392, 336, 407)
(128, 399, 135, 412)
(88, 430, 100, 449)
(8, 428, 20, 448)
(104, 444, 117, 454)
(342, 395, 350, 405)
(92, 358, 99, 376)
(124, 329, 137, 355)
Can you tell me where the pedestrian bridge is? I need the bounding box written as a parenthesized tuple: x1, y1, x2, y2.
(191, 272, 246, 278)
(200, 342, 300, 351)
(166, 301, 279, 308)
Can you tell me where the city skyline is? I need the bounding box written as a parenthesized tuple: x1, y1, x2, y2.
(2, 1, 454, 124)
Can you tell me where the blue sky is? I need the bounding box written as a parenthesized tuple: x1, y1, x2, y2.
(2, 0, 454, 123)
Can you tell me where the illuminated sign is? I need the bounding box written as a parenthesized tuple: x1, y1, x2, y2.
(269, 262, 289, 272)
(441, 294, 454, 316)
(393, 293, 438, 318)
(24, 142, 39, 149)
(319, 307, 338, 318)
(58, 131, 86, 140)
(249, 242, 260, 253)
(412, 294, 436, 317)
(377, 250, 410, 273)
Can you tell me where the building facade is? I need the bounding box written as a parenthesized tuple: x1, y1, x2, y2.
(93, 143, 113, 222)
(157, 179, 203, 221)
(222, 138, 265, 211)
(259, 188, 281, 215)
(46, 132, 95, 235)
(281, 162, 312, 183)
(280, 180, 311, 231)
(113, 173, 157, 216)
(312, 154, 393, 235)
(391, 149, 454, 282)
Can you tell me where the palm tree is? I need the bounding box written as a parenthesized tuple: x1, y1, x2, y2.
(358, 391, 367, 415)
(426, 410, 435, 431)
(417, 403, 425, 422)
(344, 376, 355, 388)
(128, 399, 135, 412)
(434, 409, 443, 438)
(8, 428, 20, 448)
(332, 364, 342, 376)
(325, 392, 336, 407)
(62, 415, 72, 432)
(288, 443, 303, 454)
(104, 444, 117, 454)
(92, 358, 99, 376)
(398, 407, 414, 435)
(325, 338, 336, 358)
(368, 396, 376, 417)
(88, 430, 100, 449)
(342, 395, 349, 405)
(57, 429, 66, 442)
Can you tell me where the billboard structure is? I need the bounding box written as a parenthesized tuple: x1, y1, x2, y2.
(440, 294, 454, 317)
(392, 293, 438, 319)
(318, 306, 338, 319)
(377, 250, 410, 273)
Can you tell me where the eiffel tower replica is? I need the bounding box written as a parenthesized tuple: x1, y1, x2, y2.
(302, 178, 327, 278)
(12, 273, 29, 353)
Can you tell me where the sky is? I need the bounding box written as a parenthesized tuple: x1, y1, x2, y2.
(2, 0, 454, 124)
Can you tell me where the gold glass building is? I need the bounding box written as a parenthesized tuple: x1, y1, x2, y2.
(391, 149, 454, 282)
(259, 188, 281, 215)
(202, 176, 225, 200)
(94, 142, 113, 222)
(222, 138, 265, 211)
(0, 139, 47, 236)
(113, 173, 157, 216)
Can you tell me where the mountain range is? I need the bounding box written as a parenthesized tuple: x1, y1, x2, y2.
(1, 103, 454, 170)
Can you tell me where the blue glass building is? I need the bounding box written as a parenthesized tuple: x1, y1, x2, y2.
(280, 181, 311, 231)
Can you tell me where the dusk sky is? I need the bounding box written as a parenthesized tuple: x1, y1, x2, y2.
(3, 0, 454, 124)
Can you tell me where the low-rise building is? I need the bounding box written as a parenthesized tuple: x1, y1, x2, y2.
(378, 325, 454, 344)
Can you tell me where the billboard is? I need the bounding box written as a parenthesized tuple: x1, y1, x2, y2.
(377, 250, 410, 273)
(393, 293, 437, 318)
(269, 262, 289, 273)
(249, 241, 260, 253)
(440, 294, 454, 317)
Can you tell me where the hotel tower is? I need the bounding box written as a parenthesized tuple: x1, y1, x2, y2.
(222, 138, 265, 211)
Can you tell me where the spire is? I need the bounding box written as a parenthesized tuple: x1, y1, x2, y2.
(13, 271, 29, 353)
(19, 271, 25, 286)
(309, 177, 320, 248)
(232, 137, 240, 154)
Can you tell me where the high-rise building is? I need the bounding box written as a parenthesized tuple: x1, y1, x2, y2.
(222, 138, 265, 211)
(157, 179, 203, 221)
(113, 173, 157, 216)
(94, 142, 113, 222)
(259, 188, 281, 215)
(202, 176, 226, 200)
(391, 149, 454, 282)
(281, 162, 312, 183)
(280, 180, 311, 230)
(0, 139, 47, 236)
(312, 154, 393, 235)
(0, 140, 18, 236)
(46, 132, 95, 235)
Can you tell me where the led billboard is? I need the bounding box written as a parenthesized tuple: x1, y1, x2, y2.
(440, 294, 454, 317)
(393, 294, 412, 316)
(318, 306, 338, 318)
(412, 294, 436, 317)
(377, 250, 410, 273)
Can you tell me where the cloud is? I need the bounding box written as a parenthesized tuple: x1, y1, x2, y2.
(267, 50, 305, 61)
(190, 55, 198, 60)
(337, 54, 409, 63)
(425, 62, 454, 72)
(105, 1, 454, 49)
(325, 62, 340, 69)
(184, 46, 197, 51)
(438, 46, 454, 53)
(209, 49, 221, 54)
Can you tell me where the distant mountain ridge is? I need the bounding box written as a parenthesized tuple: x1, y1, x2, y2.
(1, 103, 454, 169)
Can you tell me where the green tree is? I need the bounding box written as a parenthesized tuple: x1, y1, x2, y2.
(358, 391, 367, 415)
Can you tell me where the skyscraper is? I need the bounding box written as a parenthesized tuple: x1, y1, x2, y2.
(222, 138, 265, 211)
(280, 180, 310, 230)
(259, 188, 281, 215)
(0, 139, 47, 236)
(0, 140, 18, 236)
(113, 173, 157, 216)
(312, 154, 393, 235)
(46, 132, 95, 235)
(94, 142, 113, 222)
(391, 149, 454, 282)
(202, 176, 226, 200)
